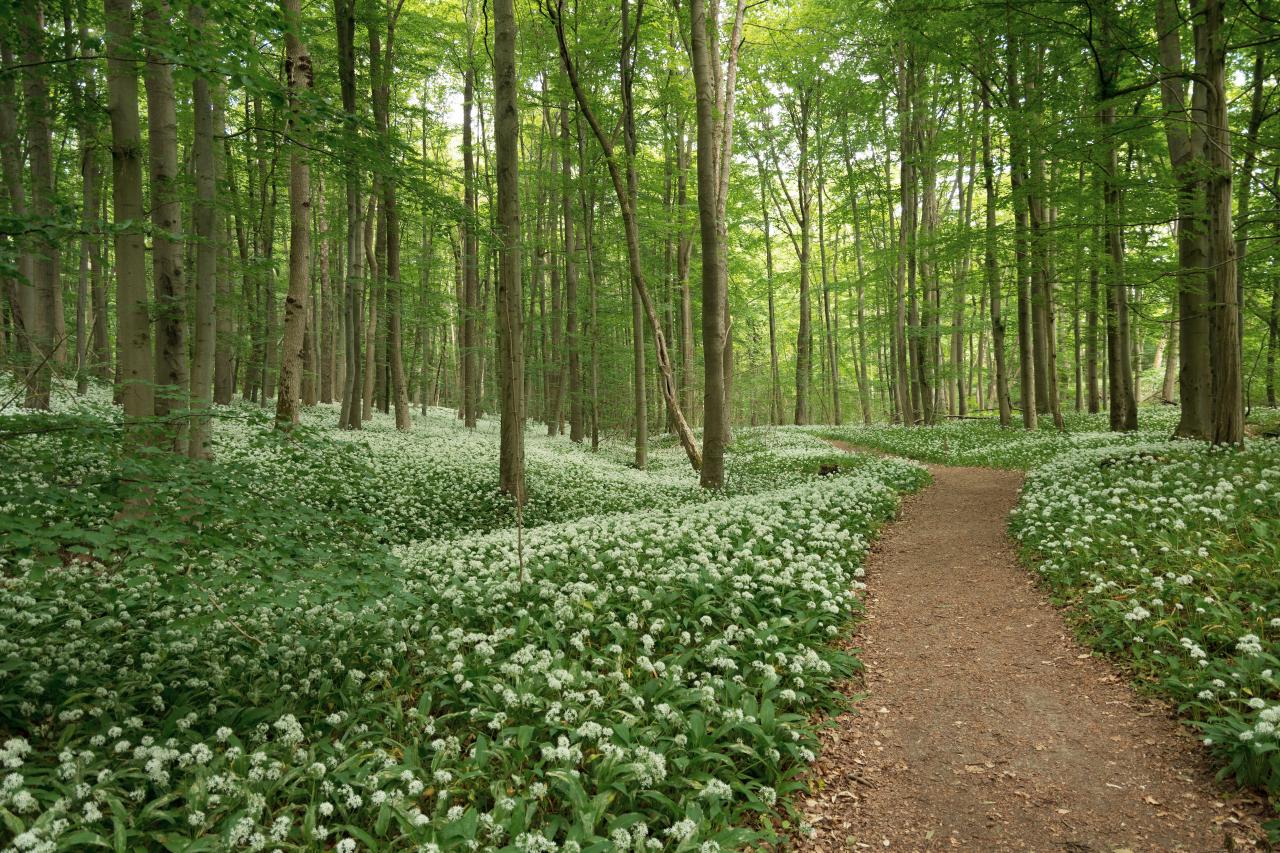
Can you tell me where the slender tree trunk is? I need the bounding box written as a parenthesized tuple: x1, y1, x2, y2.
(369, 11, 410, 430)
(275, 0, 312, 428)
(318, 179, 334, 402)
(190, 1, 217, 456)
(106, 0, 155, 438)
(1100, 109, 1137, 431)
(677, 124, 696, 421)
(758, 157, 783, 425)
(893, 43, 914, 424)
(562, 105, 583, 443)
(213, 95, 236, 404)
(817, 136, 841, 426)
(494, 0, 525, 500)
(335, 0, 363, 429)
(144, 0, 188, 448)
(691, 0, 726, 486)
(979, 70, 1011, 426)
(712, 0, 746, 441)
(461, 65, 479, 427)
(73, 12, 99, 394)
(1162, 318, 1179, 403)
(544, 102, 564, 435)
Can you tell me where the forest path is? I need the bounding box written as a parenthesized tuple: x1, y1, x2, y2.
(799, 445, 1266, 851)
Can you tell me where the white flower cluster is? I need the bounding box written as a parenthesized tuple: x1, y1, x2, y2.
(0, 381, 928, 850)
(1010, 435, 1280, 789)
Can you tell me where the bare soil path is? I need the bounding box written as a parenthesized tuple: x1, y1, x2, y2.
(800, 447, 1267, 852)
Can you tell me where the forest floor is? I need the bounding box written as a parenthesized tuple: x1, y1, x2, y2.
(800, 444, 1270, 851)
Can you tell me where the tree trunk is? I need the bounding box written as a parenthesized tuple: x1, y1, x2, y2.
(0, 39, 36, 390)
(106, 0, 155, 439)
(544, 102, 564, 436)
(1161, 317, 1179, 404)
(561, 105, 583, 443)
(189, 1, 217, 456)
(979, 70, 1011, 427)
(17, 6, 58, 410)
(893, 42, 914, 424)
(318, 178, 334, 402)
(144, 0, 188, 449)
(758, 157, 783, 425)
(73, 12, 98, 394)
(691, 0, 727, 487)
(494, 0, 525, 500)
(1197, 0, 1241, 444)
(677, 124, 696, 421)
(335, 0, 363, 429)
(1155, 0, 1211, 438)
(817, 130, 841, 426)
(1100, 108, 1137, 431)
(275, 0, 312, 429)
(461, 65, 479, 427)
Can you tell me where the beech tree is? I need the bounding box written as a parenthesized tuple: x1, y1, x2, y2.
(2, 0, 1274, 477)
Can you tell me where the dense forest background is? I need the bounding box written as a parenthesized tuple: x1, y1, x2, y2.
(1, 0, 1276, 469)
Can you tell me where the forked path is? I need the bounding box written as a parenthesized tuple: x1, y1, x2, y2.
(800, 446, 1266, 851)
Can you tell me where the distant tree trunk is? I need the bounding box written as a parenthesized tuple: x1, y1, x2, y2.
(72, 13, 98, 394)
(852, 195, 873, 425)
(1099, 110, 1136, 432)
(106, 0, 155, 439)
(369, 10, 410, 430)
(1026, 57, 1063, 429)
(335, 0, 363, 429)
(212, 95, 236, 406)
(952, 134, 976, 418)
(893, 42, 914, 424)
(691, 0, 726, 487)
(18, 6, 58, 409)
(577, 125, 601, 449)
(1005, 37, 1036, 430)
(189, 0, 217, 456)
(817, 130, 841, 426)
(544, 103, 564, 436)
(362, 195, 377, 421)
(144, 0, 188, 449)
(1161, 318, 1179, 404)
(1086, 222, 1101, 413)
(461, 65, 479, 428)
(493, 0, 525, 501)
(275, 0, 312, 429)
(561, 105, 584, 443)
(318, 178, 334, 402)
(677, 124, 696, 420)
(758, 156, 783, 425)
(1235, 48, 1264, 368)
(978, 69, 1011, 427)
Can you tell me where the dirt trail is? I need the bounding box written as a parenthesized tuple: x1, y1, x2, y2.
(800, 447, 1267, 851)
